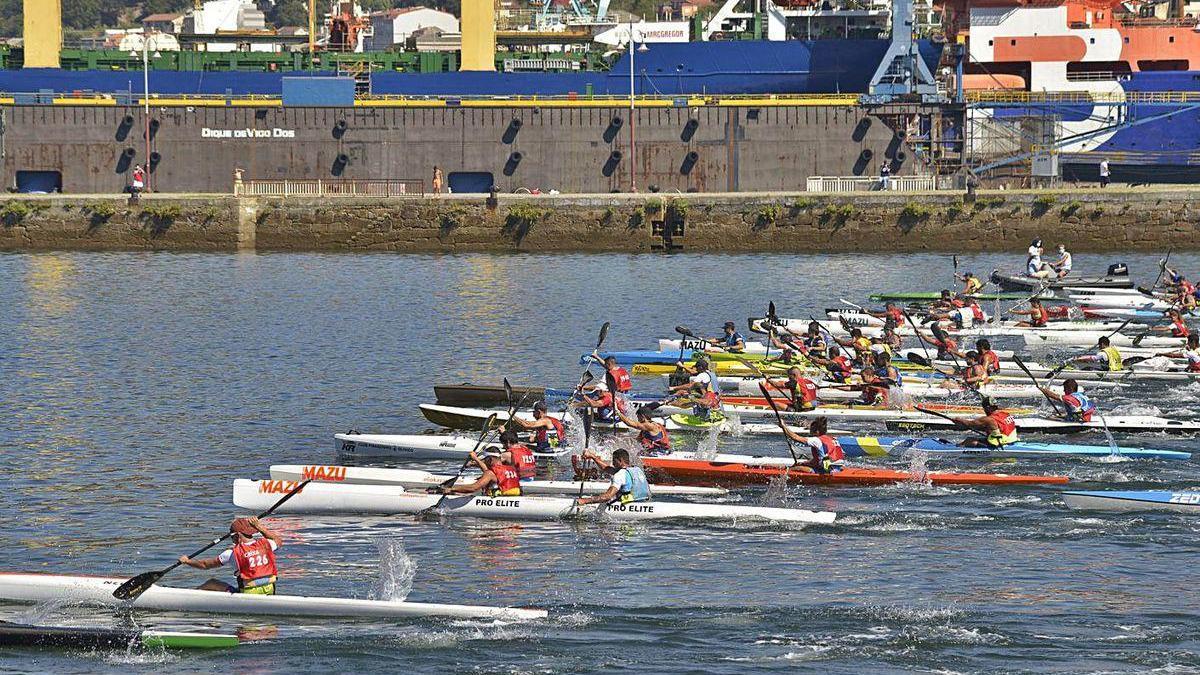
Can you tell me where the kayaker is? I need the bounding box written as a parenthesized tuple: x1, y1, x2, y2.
(1075, 336, 1124, 371)
(436, 450, 522, 497)
(808, 344, 854, 383)
(579, 381, 618, 423)
(179, 517, 282, 595)
(499, 429, 537, 480)
(835, 327, 873, 366)
(1038, 378, 1095, 422)
(1159, 333, 1200, 372)
(781, 416, 845, 474)
(614, 405, 672, 456)
(958, 271, 983, 296)
(764, 366, 819, 412)
(860, 351, 901, 405)
(588, 353, 634, 393)
(1011, 298, 1050, 328)
(961, 350, 990, 388)
(975, 338, 1002, 375)
(928, 297, 985, 329)
(708, 322, 745, 353)
(868, 302, 905, 326)
(930, 289, 963, 312)
(668, 359, 720, 420)
(1173, 277, 1197, 311)
(956, 397, 1019, 448)
(875, 322, 903, 354)
(919, 322, 964, 361)
(1051, 244, 1073, 279)
(800, 321, 829, 358)
(1151, 308, 1190, 338)
(505, 401, 566, 453)
(574, 448, 651, 506)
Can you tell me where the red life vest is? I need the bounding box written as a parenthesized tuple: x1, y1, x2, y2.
(817, 435, 845, 463)
(982, 350, 1001, 374)
(989, 410, 1017, 437)
(608, 366, 633, 392)
(535, 417, 565, 449)
(792, 377, 818, 404)
(1061, 393, 1095, 422)
(231, 538, 277, 585)
(886, 307, 904, 324)
(1171, 318, 1189, 338)
(490, 462, 522, 494)
(507, 444, 537, 479)
(951, 298, 966, 308)
(592, 390, 614, 408)
(1031, 305, 1048, 327)
(970, 304, 985, 322)
(828, 356, 852, 380)
(638, 425, 671, 452)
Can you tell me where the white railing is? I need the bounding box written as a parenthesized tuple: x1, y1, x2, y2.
(805, 175, 954, 192)
(234, 179, 425, 197)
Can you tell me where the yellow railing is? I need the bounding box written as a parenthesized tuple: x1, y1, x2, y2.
(967, 90, 1200, 104)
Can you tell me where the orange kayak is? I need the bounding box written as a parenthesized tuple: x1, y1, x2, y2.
(641, 457, 1069, 487)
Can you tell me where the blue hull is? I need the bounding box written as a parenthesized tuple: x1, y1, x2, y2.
(0, 41, 943, 97)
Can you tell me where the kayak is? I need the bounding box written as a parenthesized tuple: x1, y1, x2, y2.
(269, 464, 729, 497)
(1062, 490, 1200, 513)
(1022, 331, 1184, 348)
(737, 378, 1109, 401)
(0, 572, 545, 621)
(836, 436, 1190, 460)
(233, 479, 837, 526)
(336, 432, 572, 460)
(990, 268, 1133, 291)
(885, 414, 1200, 435)
(660, 402, 1032, 424)
(0, 620, 238, 650)
(715, 396, 1033, 416)
(417, 404, 793, 436)
(631, 361, 788, 376)
(826, 310, 1129, 334)
(433, 383, 553, 408)
(1080, 307, 1171, 322)
(1067, 295, 1171, 310)
(869, 291, 1055, 302)
(640, 457, 1069, 486)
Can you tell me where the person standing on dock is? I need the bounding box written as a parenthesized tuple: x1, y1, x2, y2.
(879, 161, 891, 191)
(432, 166, 444, 194)
(130, 164, 145, 204)
(1099, 159, 1110, 188)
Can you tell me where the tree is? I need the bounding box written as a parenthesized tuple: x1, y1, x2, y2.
(144, 0, 191, 16)
(268, 0, 310, 27)
(62, 0, 102, 29)
(0, 0, 21, 37)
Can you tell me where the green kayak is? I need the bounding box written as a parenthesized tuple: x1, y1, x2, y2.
(0, 621, 239, 650)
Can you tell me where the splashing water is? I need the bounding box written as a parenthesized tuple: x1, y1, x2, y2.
(889, 386, 912, 410)
(563, 407, 586, 454)
(696, 425, 720, 460)
(906, 451, 930, 483)
(725, 412, 743, 437)
(761, 472, 793, 507)
(371, 537, 417, 602)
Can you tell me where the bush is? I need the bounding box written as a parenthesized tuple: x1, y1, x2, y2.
(791, 197, 816, 210)
(1031, 194, 1057, 217)
(754, 204, 783, 228)
(504, 202, 548, 242)
(1059, 200, 1083, 217)
(666, 198, 689, 220)
(900, 201, 933, 220)
(0, 201, 32, 225)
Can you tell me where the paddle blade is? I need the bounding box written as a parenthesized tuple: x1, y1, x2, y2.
(503, 378, 513, 405)
(579, 371, 595, 387)
(675, 325, 695, 338)
(596, 322, 610, 350)
(906, 352, 931, 367)
(768, 301, 777, 319)
(112, 570, 166, 601)
(481, 413, 498, 437)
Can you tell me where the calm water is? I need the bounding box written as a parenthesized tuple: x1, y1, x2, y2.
(1, 251, 1198, 674)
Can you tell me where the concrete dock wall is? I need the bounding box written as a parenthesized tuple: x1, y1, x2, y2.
(0, 188, 1197, 252)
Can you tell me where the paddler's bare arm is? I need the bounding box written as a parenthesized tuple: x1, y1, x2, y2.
(442, 471, 495, 495)
(247, 517, 281, 549)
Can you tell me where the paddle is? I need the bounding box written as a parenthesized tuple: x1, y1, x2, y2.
(764, 301, 778, 360)
(1152, 249, 1172, 291)
(566, 322, 611, 413)
(839, 298, 868, 313)
(417, 413, 498, 518)
(676, 325, 721, 352)
(900, 309, 935, 378)
(569, 323, 610, 488)
(112, 478, 314, 601)
(1012, 355, 1064, 417)
(759, 383, 799, 463)
(913, 405, 989, 441)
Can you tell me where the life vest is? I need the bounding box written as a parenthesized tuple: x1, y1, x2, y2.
(981, 350, 1001, 375)
(724, 332, 745, 349)
(608, 366, 633, 392)
(987, 410, 1018, 447)
(1100, 346, 1124, 371)
(1061, 392, 1095, 422)
(638, 425, 671, 453)
(231, 538, 277, 589)
(534, 417, 565, 451)
(615, 466, 651, 503)
(507, 444, 537, 479)
(812, 435, 845, 474)
(697, 390, 721, 410)
(950, 298, 966, 308)
(488, 462, 522, 496)
(1171, 318, 1189, 338)
(933, 335, 956, 358)
(863, 366, 899, 404)
(965, 364, 990, 386)
(789, 378, 819, 410)
(970, 304, 985, 322)
(1031, 305, 1048, 327)
(827, 356, 853, 382)
(886, 307, 904, 324)
(803, 335, 826, 355)
(964, 278, 982, 294)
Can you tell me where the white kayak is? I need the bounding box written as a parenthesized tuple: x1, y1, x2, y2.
(336, 432, 571, 460)
(826, 310, 1131, 334)
(1022, 332, 1185, 349)
(660, 403, 1010, 423)
(1062, 490, 1200, 513)
(269, 464, 728, 497)
(886, 414, 1200, 435)
(0, 572, 545, 621)
(1067, 294, 1172, 310)
(233, 479, 836, 526)
(737, 378, 1110, 401)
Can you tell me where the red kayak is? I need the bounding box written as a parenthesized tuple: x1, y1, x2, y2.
(641, 457, 1069, 487)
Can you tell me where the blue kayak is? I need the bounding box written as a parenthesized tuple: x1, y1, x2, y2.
(1062, 490, 1200, 513)
(836, 436, 1191, 461)
(587, 350, 699, 366)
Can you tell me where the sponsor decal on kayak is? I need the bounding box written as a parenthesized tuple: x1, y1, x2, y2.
(258, 480, 305, 494)
(301, 466, 347, 482)
(606, 503, 654, 513)
(473, 497, 520, 508)
(1169, 493, 1200, 504)
(680, 339, 706, 350)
